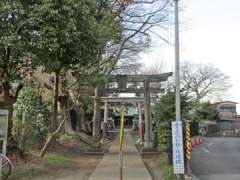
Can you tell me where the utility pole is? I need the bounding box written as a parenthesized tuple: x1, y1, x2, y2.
(173, 0, 185, 179)
(174, 0, 180, 124)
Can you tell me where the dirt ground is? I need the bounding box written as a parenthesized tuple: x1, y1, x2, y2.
(9, 153, 102, 180)
(8, 136, 105, 180)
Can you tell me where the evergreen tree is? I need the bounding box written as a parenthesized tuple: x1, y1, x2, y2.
(153, 90, 191, 161)
(0, 1, 34, 129)
(25, 0, 119, 131)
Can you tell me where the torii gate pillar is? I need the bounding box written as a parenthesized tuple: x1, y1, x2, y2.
(138, 102, 144, 143)
(144, 80, 153, 149)
(102, 102, 108, 141)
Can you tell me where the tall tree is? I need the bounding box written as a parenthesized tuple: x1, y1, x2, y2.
(46, 0, 123, 142)
(20, 0, 114, 155)
(27, 0, 101, 132)
(0, 1, 33, 130)
(181, 62, 231, 101)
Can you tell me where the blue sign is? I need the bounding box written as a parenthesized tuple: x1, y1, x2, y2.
(172, 121, 185, 174)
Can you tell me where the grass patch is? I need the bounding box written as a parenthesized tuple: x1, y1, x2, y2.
(9, 167, 44, 180)
(163, 165, 175, 180)
(58, 134, 79, 144)
(45, 154, 72, 167)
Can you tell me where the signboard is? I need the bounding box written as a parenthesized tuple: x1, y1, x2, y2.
(172, 121, 185, 174)
(0, 110, 8, 178)
(0, 110, 9, 156)
(0, 110, 8, 139)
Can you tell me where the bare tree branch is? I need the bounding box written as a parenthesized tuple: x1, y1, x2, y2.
(181, 62, 231, 100)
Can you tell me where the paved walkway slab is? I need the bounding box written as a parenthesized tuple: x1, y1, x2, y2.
(88, 131, 152, 180)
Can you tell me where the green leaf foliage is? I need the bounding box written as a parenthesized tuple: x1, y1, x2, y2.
(24, 0, 120, 74)
(12, 83, 50, 153)
(153, 90, 191, 152)
(190, 101, 219, 121)
(0, 1, 33, 85)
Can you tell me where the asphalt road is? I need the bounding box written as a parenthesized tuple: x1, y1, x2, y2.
(191, 137, 240, 180)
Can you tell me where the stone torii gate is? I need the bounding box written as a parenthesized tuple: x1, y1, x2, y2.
(103, 72, 172, 149)
(101, 97, 144, 141)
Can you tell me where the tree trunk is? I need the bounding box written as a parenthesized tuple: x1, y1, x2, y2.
(75, 105, 85, 132)
(19, 112, 27, 159)
(92, 85, 101, 142)
(64, 114, 75, 134)
(39, 118, 65, 157)
(52, 71, 60, 132)
(85, 116, 92, 134)
(59, 95, 75, 135)
(39, 116, 98, 157)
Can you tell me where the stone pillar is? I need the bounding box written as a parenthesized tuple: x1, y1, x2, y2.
(144, 80, 153, 149)
(138, 102, 144, 143)
(103, 102, 108, 140)
(138, 102, 143, 122)
(93, 85, 101, 142)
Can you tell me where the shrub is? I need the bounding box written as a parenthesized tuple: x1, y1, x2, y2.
(153, 90, 191, 161)
(12, 83, 50, 156)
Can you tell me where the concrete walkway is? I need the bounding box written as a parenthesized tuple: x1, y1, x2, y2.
(88, 131, 152, 180)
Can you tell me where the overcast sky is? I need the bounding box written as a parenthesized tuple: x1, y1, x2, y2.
(140, 0, 240, 112)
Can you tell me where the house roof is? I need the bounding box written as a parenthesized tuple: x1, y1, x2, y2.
(213, 101, 238, 105)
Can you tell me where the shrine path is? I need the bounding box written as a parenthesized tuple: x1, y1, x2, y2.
(88, 130, 152, 180)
